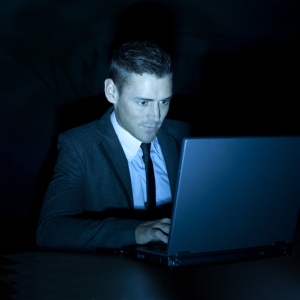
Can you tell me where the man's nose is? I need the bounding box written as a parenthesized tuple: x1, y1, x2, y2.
(147, 103, 160, 121)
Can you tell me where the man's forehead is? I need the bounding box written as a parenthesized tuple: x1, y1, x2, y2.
(122, 73, 172, 98)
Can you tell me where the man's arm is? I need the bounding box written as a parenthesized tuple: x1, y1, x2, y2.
(36, 131, 143, 252)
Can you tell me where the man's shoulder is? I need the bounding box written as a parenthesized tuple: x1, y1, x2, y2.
(56, 120, 101, 151)
(162, 118, 192, 137)
(163, 118, 191, 128)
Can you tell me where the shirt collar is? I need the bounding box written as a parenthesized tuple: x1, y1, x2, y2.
(110, 111, 160, 161)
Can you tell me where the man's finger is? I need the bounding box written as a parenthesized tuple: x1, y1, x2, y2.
(153, 222, 170, 234)
(152, 228, 169, 243)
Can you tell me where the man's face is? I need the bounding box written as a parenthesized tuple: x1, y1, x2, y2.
(113, 73, 172, 143)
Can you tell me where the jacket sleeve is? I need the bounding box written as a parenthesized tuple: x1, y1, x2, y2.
(36, 132, 142, 253)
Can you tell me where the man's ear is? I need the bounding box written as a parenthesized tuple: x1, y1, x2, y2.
(104, 79, 118, 104)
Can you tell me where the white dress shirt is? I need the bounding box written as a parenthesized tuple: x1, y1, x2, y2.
(110, 111, 172, 209)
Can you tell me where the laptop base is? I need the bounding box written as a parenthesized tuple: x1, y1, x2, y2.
(122, 243, 294, 268)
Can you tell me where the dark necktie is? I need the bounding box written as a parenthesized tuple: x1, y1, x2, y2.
(140, 143, 156, 216)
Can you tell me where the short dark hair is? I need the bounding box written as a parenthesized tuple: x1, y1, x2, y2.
(108, 40, 172, 94)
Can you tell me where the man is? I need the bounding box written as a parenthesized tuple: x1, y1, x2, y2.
(36, 41, 191, 252)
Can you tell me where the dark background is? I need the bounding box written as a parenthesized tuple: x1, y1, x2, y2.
(1, 0, 299, 253)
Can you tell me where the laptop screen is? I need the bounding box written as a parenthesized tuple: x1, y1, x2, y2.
(167, 136, 300, 256)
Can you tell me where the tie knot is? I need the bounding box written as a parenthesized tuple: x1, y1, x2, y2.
(140, 143, 151, 157)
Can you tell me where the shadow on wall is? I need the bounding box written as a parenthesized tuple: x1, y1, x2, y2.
(177, 32, 300, 137)
(109, 2, 179, 57)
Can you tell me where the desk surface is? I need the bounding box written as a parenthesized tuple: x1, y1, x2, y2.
(1, 248, 300, 300)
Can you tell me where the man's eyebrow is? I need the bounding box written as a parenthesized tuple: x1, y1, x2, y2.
(134, 96, 172, 101)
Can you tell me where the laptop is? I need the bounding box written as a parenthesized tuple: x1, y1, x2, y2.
(122, 136, 300, 267)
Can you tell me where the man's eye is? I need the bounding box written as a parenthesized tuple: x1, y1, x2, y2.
(139, 101, 147, 105)
(160, 100, 170, 106)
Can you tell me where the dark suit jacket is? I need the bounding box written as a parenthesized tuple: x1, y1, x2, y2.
(36, 107, 191, 252)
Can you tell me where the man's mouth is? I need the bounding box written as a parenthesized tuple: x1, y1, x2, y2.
(143, 125, 157, 131)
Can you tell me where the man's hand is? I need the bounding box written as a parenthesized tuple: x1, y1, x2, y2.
(135, 218, 171, 244)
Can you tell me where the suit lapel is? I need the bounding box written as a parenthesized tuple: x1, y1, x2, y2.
(157, 128, 181, 197)
(96, 108, 134, 208)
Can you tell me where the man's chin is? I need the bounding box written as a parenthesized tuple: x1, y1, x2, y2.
(139, 132, 158, 144)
